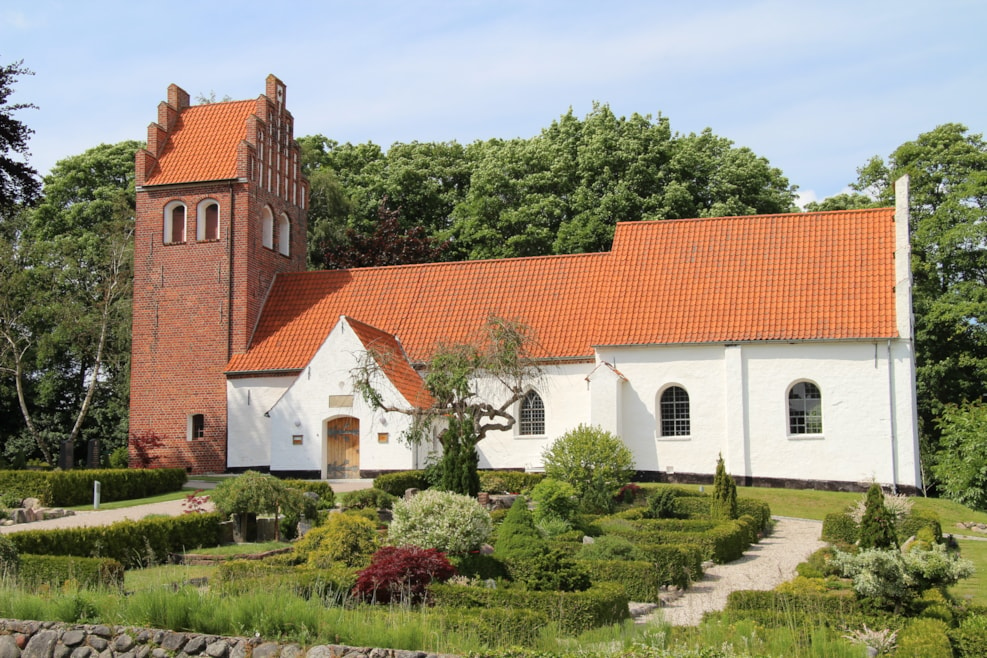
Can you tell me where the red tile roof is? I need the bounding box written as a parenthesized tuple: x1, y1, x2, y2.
(345, 317, 434, 408)
(145, 100, 255, 185)
(226, 208, 898, 374)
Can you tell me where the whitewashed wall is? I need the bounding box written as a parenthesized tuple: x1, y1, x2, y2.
(226, 375, 292, 468)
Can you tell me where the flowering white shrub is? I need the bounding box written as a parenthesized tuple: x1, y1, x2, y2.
(388, 489, 492, 554)
(849, 489, 913, 526)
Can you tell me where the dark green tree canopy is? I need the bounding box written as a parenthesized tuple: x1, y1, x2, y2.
(0, 59, 39, 214)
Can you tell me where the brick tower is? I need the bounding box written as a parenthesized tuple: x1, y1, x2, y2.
(130, 75, 308, 473)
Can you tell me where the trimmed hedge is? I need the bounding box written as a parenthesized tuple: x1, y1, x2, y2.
(604, 519, 753, 564)
(897, 618, 953, 658)
(635, 543, 702, 587)
(821, 512, 858, 544)
(216, 559, 357, 601)
(577, 559, 665, 603)
(897, 509, 942, 544)
(0, 469, 187, 506)
(373, 471, 430, 496)
(433, 606, 548, 648)
(673, 496, 712, 518)
(7, 513, 222, 569)
(736, 499, 772, 531)
(478, 470, 545, 494)
(430, 581, 628, 635)
(18, 554, 124, 590)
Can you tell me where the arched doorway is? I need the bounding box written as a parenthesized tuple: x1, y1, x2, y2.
(325, 417, 360, 478)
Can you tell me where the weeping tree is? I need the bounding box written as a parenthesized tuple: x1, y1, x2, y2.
(354, 315, 542, 496)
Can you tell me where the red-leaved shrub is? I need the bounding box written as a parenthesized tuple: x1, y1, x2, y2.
(352, 545, 456, 605)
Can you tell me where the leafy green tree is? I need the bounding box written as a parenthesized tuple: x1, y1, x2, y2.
(836, 124, 987, 485)
(0, 141, 139, 464)
(541, 423, 635, 513)
(0, 59, 40, 213)
(931, 402, 987, 511)
(209, 471, 303, 542)
(858, 483, 898, 550)
(711, 454, 738, 521)
(354, 316, 541, 497)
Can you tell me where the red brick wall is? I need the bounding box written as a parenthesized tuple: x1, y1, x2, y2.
(129, 78, 307, 474)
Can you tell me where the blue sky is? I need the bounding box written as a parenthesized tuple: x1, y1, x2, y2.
(3, 1, 985, 205)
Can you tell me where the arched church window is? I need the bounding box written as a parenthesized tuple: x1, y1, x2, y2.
(788, 381, 823, 434)
(278, 213, 290, 256)
(261, 206, 274, 249)
(197, 200, 220, 241)
(519, 390, 545, 436)
(163, 201, 186, 244)
(659, 385, 690, 437)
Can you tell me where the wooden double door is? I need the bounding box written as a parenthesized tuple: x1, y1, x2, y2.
(326, 417, 360, 479)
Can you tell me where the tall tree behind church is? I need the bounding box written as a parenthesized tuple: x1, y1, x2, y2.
(300, 104, 797, 265)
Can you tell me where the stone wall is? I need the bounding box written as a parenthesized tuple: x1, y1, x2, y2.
(0, 620, 456, 658)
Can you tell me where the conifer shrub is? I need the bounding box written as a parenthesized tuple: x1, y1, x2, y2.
(352, 545, 456, 605)
(858, 483, 898, 550)
(577, 535, 647, 562)
(949, 613, 987, 658)
(493, 495, 542, 558)
(577, 559, 664, 602)
(338, 487, 396, 511)
(710, 454, 738, 521)
(541, 424, 634, 513)
(822, 511, 859, 545)
(388, 489, 492, 554)
(293, 512, 380, 568)
(373, 470, 430, 496)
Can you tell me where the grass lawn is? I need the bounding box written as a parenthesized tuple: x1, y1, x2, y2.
(66, 488, 195, 511)
(124, 563, 217, 591)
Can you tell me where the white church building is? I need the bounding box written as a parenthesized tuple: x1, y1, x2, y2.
(224, 178, 921, 492)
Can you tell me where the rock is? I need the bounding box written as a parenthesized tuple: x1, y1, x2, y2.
(69, 647, 93, 658)
(61, 631, 86, 647)
(114, 635, 136, 652)
(0, 634, 20, 658)
(279, 645, 303, 658)
(404, 488, 419, 499)
(304, 646, 336, 658)
(12, 509, 29, 524)
(160, 633, 187, 653)
(204, 642, 227, 658)
(22, 498, 41, 510)
(23, 630, 59, 658)
(90, 626, 112, 639)
(252, 644, 280, 658)
(183, 637, 207, 654)
(87, 639, 108, 652)
(582, 535, 595, 544)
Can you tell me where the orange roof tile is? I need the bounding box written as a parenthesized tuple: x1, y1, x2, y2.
(345, 317, 434, 408)
(226, 208, 898, 374)
(145, 100, 255, 185)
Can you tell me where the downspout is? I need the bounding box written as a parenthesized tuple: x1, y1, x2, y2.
(886, 340, 899, 493)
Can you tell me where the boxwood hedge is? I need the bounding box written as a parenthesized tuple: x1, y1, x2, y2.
(0, 468, 187, 507)
(18, 554, 124, 590)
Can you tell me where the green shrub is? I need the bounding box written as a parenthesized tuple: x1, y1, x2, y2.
(0, 534, 19, 578)
(388, 489, 492, 554)
(433, 606, 548, 648)
(797, 546, 838, 579)
(950, 613, 987, 658)
(493, 495, 542, 558)
(674, 495, 712, 519)
(504, 546, 591, 591)
(7, 513, 222, 569)
(541, 424, 634, 513)
(898, 508, 943, 545)
(430, 581, 629, 635)
(577, 535, 646, 562)
(448, 553, 508, 580)
(578, 559, 664, 603)
(282, 479, 335, 509)
(725, 589, 864, 622)
(635, 543, 699, 588)
(215, 560, 356, 601)
(710, 454, 738, 521)
(858, 483, 898, 550)
(108, 446, 129, 469)
(373, 471, 429, 496)
(897, 617, 953, 658)
(210, 472, 303, 531)
(822, 512, 858, 545)
(18, 555, 123, 590)
(646, 488, 681, 519)
(478, 470, 545, 494)
(530, 477, 578, 523)
(293, 513, 380, 568)
(338, 487, 397, 511)
(0, 468, 187, 506)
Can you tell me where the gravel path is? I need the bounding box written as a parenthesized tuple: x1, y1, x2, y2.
(639, 516, 826, 626)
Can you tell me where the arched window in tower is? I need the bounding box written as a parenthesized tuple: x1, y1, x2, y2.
(659, 385, 690, 437)
(788, 381, 823, 435)
(163, 201, 186, 244)
(519, 390, 545, 436)
(197, 200, 220, 241)
(261, 206, 274, 249)
(278, 213, 290, 256)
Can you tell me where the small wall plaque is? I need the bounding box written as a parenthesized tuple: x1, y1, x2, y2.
(377, 433, 389, 444)
(292, 434, 304, 445)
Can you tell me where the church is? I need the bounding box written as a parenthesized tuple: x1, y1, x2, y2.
(129, 75, 922, 492)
